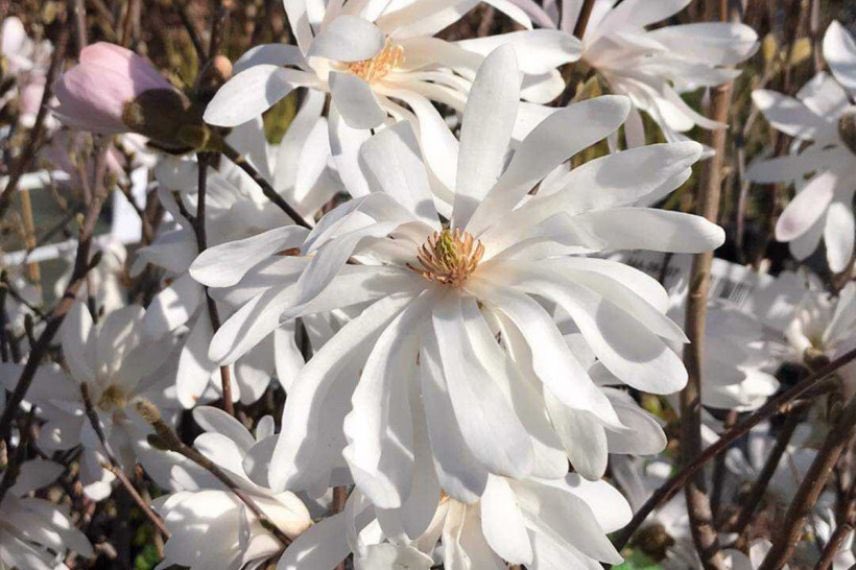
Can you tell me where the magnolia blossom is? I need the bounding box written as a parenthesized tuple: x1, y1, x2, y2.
(665, 296, 779, 412)
(742, 271, 856, 394)
(1, 302, 180, 500)
(724, 423, 817, 500)
(0, 459, 93, 569)
(203, 0, 580, 201)
(281, 474, 630, 569)
(508, 0, 758, 148)
(152, 406, 312, 569)
(53, 42, 177, 134)
(812, 509, 856, 570)
(192, 48, 724, 510)
(136, 98, 339, 407)
(747, 21, 856, 273)
(1, 16, 54, 127)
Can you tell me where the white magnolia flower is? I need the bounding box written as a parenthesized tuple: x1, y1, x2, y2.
(724, 423, 818, 501)
(136, 101, 339, 407)
(741, 271, 856, 396)
(667, 297, 779, 412)
(509, 0, 758, 148)
(611, 456, 697, 567)
(0, 459, 93, 569)
(152, 406, 312, 570)
(203, 0, 579, 201)
(192, 48, 724, 508)
(812, 508, 856, 570)
(1, 302, 179, 500)
(747, 21, 856, 273)
(281, 474, 630, 569)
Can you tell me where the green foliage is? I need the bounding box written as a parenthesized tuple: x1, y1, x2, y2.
(615, 549, 664, 570)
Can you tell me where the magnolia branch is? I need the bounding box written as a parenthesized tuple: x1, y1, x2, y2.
(79, 383, 170, 539)
(679, 1, 736, 565)
(137, 401, 293, 545)
(611, 346, 856, 554)
(0, 143, 111, 447)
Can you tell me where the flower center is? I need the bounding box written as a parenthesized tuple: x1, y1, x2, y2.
(409, 229, 484, 287)
(347, 38, 404, 82)
(97, 384, 128, 412)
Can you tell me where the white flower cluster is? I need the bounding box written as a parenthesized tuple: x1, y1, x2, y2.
(0, 1, 854, 569)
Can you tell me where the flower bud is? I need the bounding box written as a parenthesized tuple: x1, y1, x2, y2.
(194, 55, 233, 103)
(53, 43, 175, 134)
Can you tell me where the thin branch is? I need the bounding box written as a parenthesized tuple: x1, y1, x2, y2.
(192, 154, 234, 415)
(80, 384, 171, 539)
(0, 27, 69, 220)
(219, 142, 312, 229)
(572, 0, 596, 37)
(729, 407, 803, 547)
(177, 0, 207, 62)
(0, 143, 111, 459)
(759, 395, 856, 570)
(814, 487, 856, 570)
(680, 1, 735, 564)
(137, 401, 292, 545)
(610, 347, 856, 554)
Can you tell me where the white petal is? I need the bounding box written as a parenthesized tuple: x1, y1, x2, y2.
(457, 30, 581, 75)
(190, 226, 310, 288)
(575, 208, 725, 253)
(453, 44, 520, 228)
(144, 273, 203, 338)
(307, 15, 384, 62)
(359, 122, 438, 225)
(824, 21, 856, 92)
(824, 199, 855, 273)
(468, 95, 631, 234)
(751, 89, 831, 141)
(471, 281, 621, 426)
(176, 312, 218, 408)
(60, 301, 95, 383)
(269, 294, 415, 492)
(193, 405, 255, 451)
(545, 397, 608, 480)
(775, 170, 837, 241)
(432, 296, 535, 478)
(329, 72, 386, 129)
(204, 66, 317, 127)
(233, 44, 307, 74)
(481, 476, 533, 564)
(343, 294, 432, 509)
(418, 333, 489, 503)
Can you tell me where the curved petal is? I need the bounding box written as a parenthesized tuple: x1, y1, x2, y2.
(775, 170, 837, 242)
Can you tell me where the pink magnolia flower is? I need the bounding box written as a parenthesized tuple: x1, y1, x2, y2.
(53, 42, 174, 134)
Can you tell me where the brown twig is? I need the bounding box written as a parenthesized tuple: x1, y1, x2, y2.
(137, 401, 292, 545)
(814, 486, 856, 570)
(0, 26, 69, 220)
(177, 0, 207, 62)
(79, 384, 171, 539)
(219, 142, 312, 229)
(610, 348, 856, 554)
(0, 142, 112, 487)
(191, 153, 234, 416)
(679, 3, 735, 567)
(759, 395, 856, 570)
(572, 0, 596, 37)
(729, 407, 803, 548)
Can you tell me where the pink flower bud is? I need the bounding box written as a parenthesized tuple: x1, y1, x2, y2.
(53, 42, 173, 134)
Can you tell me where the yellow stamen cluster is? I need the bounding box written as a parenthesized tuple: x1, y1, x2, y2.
(347, 38, 405, 83)
(409, 229, 484, 287)
(97, 384, 128, 412)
